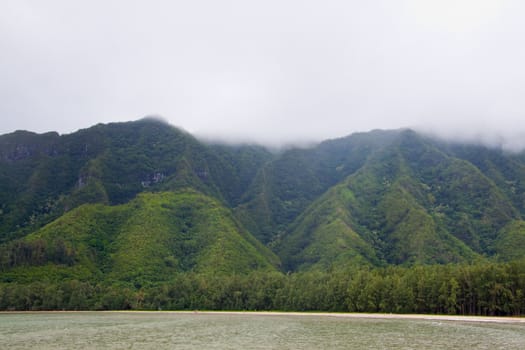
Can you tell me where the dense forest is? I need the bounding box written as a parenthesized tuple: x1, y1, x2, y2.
(1, 118, 525, 314)
(1, 260, 524, 316)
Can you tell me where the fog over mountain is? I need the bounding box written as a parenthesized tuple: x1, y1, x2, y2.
(1, 1, 524, 149)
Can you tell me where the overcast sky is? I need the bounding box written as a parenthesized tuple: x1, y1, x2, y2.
(1, 0, 525, 149)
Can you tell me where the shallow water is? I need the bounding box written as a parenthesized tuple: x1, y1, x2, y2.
(1, 312, 524, 349)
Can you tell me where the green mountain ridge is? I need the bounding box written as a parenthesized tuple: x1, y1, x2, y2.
(0, 190, 279, 284)
(277, 130, 524, 269)
(0, 119, 271, 242)
(1, 119, 525, 284)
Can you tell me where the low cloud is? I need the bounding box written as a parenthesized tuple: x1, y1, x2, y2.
(1, 1, 524, 150)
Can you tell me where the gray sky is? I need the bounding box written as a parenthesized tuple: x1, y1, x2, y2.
(1, 0, 525, 149)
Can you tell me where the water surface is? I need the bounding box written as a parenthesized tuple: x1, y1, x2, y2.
(1, 312, 524, 349)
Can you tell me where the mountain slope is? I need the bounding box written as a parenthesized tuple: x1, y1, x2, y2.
(0, 190, 280, 284)
(0, 119, 271, 242)
(277, 130, 521, 270)
(234, 129, 403, 244)
(2, 120, 525, 275)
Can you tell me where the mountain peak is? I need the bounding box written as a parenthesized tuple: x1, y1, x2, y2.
(1, 122, 525, 278)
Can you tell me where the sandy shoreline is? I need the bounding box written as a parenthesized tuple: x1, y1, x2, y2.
(169, 311, 525, 324)
(2, 310, 523, 324)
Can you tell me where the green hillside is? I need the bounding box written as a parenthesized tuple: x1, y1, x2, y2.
(0, 190, 279, 285)
(0, 119, 271, 243)
(2, 120, 525, 314)
(494, 220, 525, 261)
(277, 131, 523, 269)
(234, 129, 402, 244)
(1, 119, 525, 278)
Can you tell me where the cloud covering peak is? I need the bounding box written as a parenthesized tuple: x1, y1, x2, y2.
(1, 0, 524, 149)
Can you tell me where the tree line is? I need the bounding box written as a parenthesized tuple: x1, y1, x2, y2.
(1, 259, 524, 316)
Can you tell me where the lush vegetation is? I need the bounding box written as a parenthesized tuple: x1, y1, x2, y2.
(0, 190, 279, 284)
(1, 260, 524, 316)
(2, 119, 525, 314)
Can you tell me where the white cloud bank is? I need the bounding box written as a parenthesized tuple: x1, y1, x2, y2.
(0, 0, 524, 149)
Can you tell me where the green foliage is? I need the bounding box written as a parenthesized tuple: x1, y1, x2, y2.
(0, 119, 271, 241)
(494, 220, 525, 261)
(0, 190, 279, 286)
(278, 184, 380, 271)
(108, 191, 279, 283)
(235, 130, 402, 243)
(276, 137, 482, 270)
(1, 260, 524, 316)
(3, 120, 525, 314)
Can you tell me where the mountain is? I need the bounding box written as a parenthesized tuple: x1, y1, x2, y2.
(0, 190, 279, 285)
(234, 129, 401, 244)
(1, 119, 525, 284)
(277, 130, 514, 270)
(0, 118, 271, 243)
